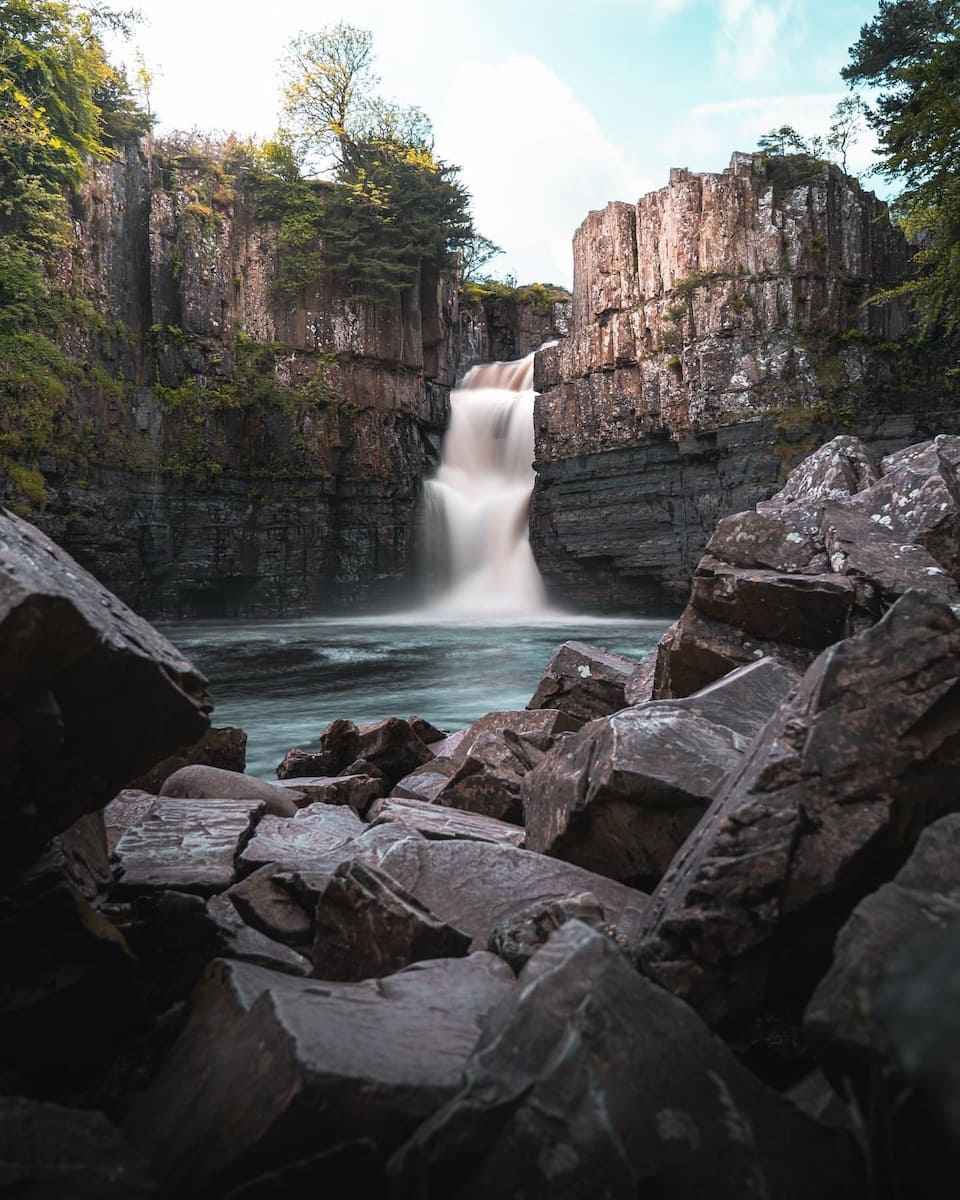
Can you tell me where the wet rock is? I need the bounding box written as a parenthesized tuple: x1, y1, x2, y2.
(239, 804, 364, 874)
(390, 921, 862, 1200)
(487, 892, 608, 970)
(311, 861, 471, 980)
(160, 765, 302, 816)
(105, 790, 159, 855)
(368, 796, 526, 848)
(408, 715, 447, 745)
(527, 640, 641, 723)
(354, 717, 434, 784)
(223, 1141, 386, 1200)
(0, 1096, 157, 1198)
(669, 654, 799, 739)
(275, 719, 359, 781)
(758, 434, 881, 513)
(276, 774, 382, 812)
(452, 708, 578, 763)
(522, 699, 746, 887)
(275, 746, 336, 780)
(0, 507, 210, 857)
(638, 590, 960, 1026)
(126, 726, 247, 794)
(391, 759, 457, 802)
(364, 836, 649, 950)
(112, 796, 264, 896)
(622, 650, 658, 705)
(124, 953, 515, 1196)
(805, 814, 960, 1084)
(225, 863, 314, 946)
(437, 730, 528, 823)
(429, 729, 467, 759)
(206, 894, 312, 977)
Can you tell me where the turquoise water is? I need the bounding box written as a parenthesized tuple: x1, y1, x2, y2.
(160, 612, 673, 780)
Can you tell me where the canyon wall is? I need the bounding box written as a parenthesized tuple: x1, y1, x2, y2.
(531, 153, 958, 610)
(457, 286, 571, 378)
(9, 139, 459, 617)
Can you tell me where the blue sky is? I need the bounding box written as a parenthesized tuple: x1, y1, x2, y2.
(114, 0, 888, 286)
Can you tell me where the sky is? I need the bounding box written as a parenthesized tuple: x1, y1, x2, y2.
(110, 0, 888, 288)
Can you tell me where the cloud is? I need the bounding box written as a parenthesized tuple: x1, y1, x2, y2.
(435, 55, 651, 288)
(715, 0, 798, 83)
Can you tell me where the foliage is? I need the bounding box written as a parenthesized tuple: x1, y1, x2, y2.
(843, 0, 960, 336)
(459, 278, 570, 315)
(459, 232, 503, 283)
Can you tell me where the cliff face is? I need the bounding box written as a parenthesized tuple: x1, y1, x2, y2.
(457, 287, 571, 379)
(19, 139, 459, 616)
(531, 153, 956, 610)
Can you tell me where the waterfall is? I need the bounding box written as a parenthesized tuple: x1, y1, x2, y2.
(423, 350, 547, 616)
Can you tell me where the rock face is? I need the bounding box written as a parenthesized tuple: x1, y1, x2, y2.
(391, 922, 862, 1199)
(0, 508, 210, 855)
(6, 139, 461, 618)
(456, 286, 571, 377)
(531, 153, 957, 610)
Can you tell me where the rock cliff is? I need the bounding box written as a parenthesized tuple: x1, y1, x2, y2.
(457, 284, 571, 378)
(6, 138, 460, 617)
(531, 153, 958, 611)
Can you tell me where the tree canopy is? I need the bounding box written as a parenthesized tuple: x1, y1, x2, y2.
(843, 0, 960, 335)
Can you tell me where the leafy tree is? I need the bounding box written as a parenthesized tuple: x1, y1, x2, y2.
(843, 0, 960, 334)
(826, 95, 868, 172)
(459, 232, 504, 283)
(756, 125, 817, 157)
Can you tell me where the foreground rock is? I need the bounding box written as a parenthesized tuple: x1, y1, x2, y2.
(160, 765, 302, 816)
(656, 435, 960, 696)
(523, 658, 797, 886)
(368, 796, 526, 848)
(126, 726, 247, 794)
(124, 954, 514, 1196)
(239, 804, 364, 874)
(638, 590, 960, 1026)
(0, 508, 210, 858)
(391, 922, 862, 1199)
(526, 640, 642, 723)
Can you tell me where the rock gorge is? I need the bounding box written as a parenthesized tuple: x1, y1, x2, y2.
(531, 152, 960, 611)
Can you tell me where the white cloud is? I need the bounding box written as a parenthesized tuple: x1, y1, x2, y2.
(715, 0, 797, 83)
(435, 56, 651, 288)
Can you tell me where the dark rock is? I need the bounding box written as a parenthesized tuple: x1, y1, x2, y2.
(223, 1140, 386, 1200)
(805, 814, 960, 1084)
(311, 861, 471, 980)
(124, 953, 515, 1196)
(0, 507, 210, 857)
(408, 715, 447, 745)
(362, 836, 649, 950)
(429, 729, 467, 759)
(522, 700, 746, 886)
(341, 757, 389, 788)
(0, 1097, 156, 1198)
(668, 654, 799, 739)
(622, 649, 657, 705)
(757, 434, 881, 513)
(391, 759, 457, 802)
(239, 804, 364, 874)
(126, 726, 247, 794)
(105, 790, 158, 855)
(160, 765, 302, 816)
(112, 796, 264, 896)
(354, 717, 434, 784)
(368, 795, 526, 847)
(453, 708, 578, 763)
(437, 730, 528, 823)
(225, 863, 314, 946)
(56, 809, 112, 898)
(319, 717, 360, 769)
(487, 892, 607, 970)
(638, 590, 960, 1027)
(277, 773, 383, 812)
(275, 746, 336, 781)
(390, 922, 862, 1199)
(206, 894, 312, 977)
(527, 640, 640, 723)
(706, 507, 826, 572)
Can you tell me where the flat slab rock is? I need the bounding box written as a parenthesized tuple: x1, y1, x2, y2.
(527, 640, 642, 723)
(362, 836, 649, 950)
(240, 804, 364, 874)
(638, 590, 960, 1026)
(124, 954, 514, 1196)
(0, 507, 210, 852)
(390, 922, 862, 1200)
(112, 797, 264, 896)
(277, 774, 382, 812)
(368, 796, 526, 848)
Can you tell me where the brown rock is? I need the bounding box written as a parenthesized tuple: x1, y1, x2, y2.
(124, 954, 515, 1196)
(452, 708, 578, 764)
(104, 790, 158, 856)
(622, 650, 658, 705)
(527, 640, 641, 723)
(407, 715, 447, 744)
(112, 797, 264, 896)
(390, 759, 457, 802)
(437, 730, 528, 823)
(311, 861, 471, 980)
(487, 892, 608, 970)
(354, 717, 434, 784)
(275, 747, 336, 780)
(367, 796, 526, 848)
(706, 507, 825, 573)
(0, 508, 210, 857)
(160, 765, 302, 816)
(276, 774, 382, 812)
(206, 894, 312, 977)
(239, 804, 364, 874)
(638, 590, 960, 1026)
(226, 864, 314, 947)
(126, 726, 247, 794)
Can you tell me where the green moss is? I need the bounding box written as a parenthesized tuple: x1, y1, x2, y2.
(3, 461, 48, 509)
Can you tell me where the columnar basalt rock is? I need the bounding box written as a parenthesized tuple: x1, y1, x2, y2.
(531, 153, 957, 611)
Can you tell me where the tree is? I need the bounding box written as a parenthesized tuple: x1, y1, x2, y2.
(756, 124, 816, 157)
(843, 0, 960, 334)
(826, 95, 868, 173)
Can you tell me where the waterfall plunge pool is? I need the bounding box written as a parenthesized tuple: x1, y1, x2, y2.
(161, 613, 674, 780)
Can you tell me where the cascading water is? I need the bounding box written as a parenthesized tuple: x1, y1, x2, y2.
(423, 350, 547, 616)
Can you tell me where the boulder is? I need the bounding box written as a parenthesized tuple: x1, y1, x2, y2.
(706, 507, 826, 573)
(359, 836, 649, 951)
(126, 726, 247, 794)
(390, 922, 862, 1199)
(222, 1141, 386, 1200)
(275, 747, 335, 780)
(310, 861, 471, 980)
(436, 730, 528, 823)
(225, 864, 314, 947)
(104, 790, 159, 855)
(353, 717, 434, 784)
(276, 774, 382, 812)
(637, 590, 960, 1027)
(429, 729, 467, 759)
(390, 759, 457, 803)
(112, 797, 265, 896)
(239, 804, 364, 875)
(408, 715, 447, 745)
(160, 765, 302, 816)
(206, 895, 312, 977)
(274, 718, 358, 781)
(756, 434, 880, 513)
(452, 709, 578, 764)
(487, 892, 609, 970)
(526, 640, 641, 723)
(0, 508, 210, 857)
(368, 796, 526, 848)
(123, 954, 515, 1196)
(805, 814, 960, 1085)
(0, 1097, 157, 1198)
(622, 650, 658, 705)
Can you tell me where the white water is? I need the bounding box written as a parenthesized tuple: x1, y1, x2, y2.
(423, 351, 547, 616)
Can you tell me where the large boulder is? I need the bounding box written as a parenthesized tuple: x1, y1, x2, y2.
(126, 726, 247, 795)
(637, 590, 960, 1026)
(367, 796, 526, 848)
(123, 954, 514, 1197)
(390, 922, 862, 1199)
(239, 804, 364, 874)
(0, 508, 210, 857)
(160, 765, 302, 816)
(526, 640, 642, 723)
